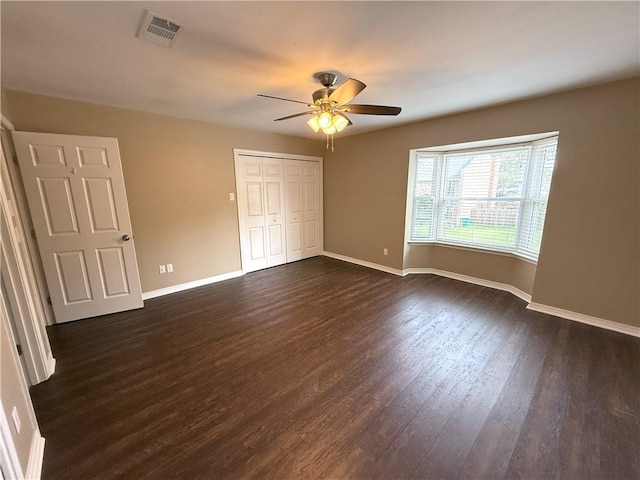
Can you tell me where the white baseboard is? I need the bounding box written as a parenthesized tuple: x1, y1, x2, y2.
(322, 251, 404, 276)
(322, 253, 638, 337)
(45, 355, 56, 380)
(142, 270, 243, 300)
(403, 267, 532, 303)
(527, 302, 640, 337)
(25, 430, 45, 480)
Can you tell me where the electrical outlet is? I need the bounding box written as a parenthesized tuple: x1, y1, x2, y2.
(229, 192, 235, 201)
(383, 248, 388, 256)
(159, 264, 166, 274)
(166, 263, 174, 273)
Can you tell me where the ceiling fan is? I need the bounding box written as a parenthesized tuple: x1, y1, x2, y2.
(258, 73, 401, 150)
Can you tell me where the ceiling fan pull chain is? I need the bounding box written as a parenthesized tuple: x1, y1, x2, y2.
(325, 133, 334, 152)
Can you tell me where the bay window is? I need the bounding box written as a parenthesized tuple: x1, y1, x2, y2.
(408, 135, 558, 260)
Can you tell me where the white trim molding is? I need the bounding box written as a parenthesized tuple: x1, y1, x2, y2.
(322, 251, 404, 276)
(142, 270, 243, 300)
(322, 252, 638, 337)
(1, 113, 15, 131)
(403, 267, 532, 303)
(527, 302, 640, 337)
(233, 148, 322, 163)
(45, 355, 56, 378)
(25, 430, 45, 480)
(321, 251, 530, 301)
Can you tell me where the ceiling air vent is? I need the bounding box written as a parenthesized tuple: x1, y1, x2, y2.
(137, 10, 182, 47)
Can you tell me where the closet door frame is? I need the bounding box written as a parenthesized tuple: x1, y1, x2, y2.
(233, 149, 323, 273)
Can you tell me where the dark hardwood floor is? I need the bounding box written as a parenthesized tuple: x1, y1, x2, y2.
(30, 257, 639, 479)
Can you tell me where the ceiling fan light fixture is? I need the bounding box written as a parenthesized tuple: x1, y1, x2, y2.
(333, 113, 349, 132)
(322, 125, 337, 135)
(307, 115, 320, 132)
(318, 112, 333, 129)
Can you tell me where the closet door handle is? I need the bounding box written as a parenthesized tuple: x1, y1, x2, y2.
(122, 234, 131, 241)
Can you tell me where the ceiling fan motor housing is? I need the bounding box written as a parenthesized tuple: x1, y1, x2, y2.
(312, 88, 335, 104)
(318, 72, 337, 87)
(312, 72, 338, 105)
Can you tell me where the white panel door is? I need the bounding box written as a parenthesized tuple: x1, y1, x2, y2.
(236, 157, 267, 272)
(284, 160, 304, 262)
(262, 159, 286, 267)
(285, 159, 321, 261)
(12, 131, 143, 323)
(302, 161, 321, 258)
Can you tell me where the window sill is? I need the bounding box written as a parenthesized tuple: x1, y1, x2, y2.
(406, 241, 538, 265)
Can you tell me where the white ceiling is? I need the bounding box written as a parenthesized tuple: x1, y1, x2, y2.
(2, 1, 639, 139)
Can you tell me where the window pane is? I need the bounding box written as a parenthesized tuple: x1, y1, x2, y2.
(519, 200, 547, 253)
(439, 200, 519, 247)
(443, 148, 528, 199)
(540, 154, 555, 197)
(517, 139, 557, 256)
(411, 197, 434, 239)
(411, 155, 436, 240)
(415, 155, 436, 195)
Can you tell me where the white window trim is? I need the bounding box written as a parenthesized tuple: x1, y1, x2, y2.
(405, 132, 559, 263)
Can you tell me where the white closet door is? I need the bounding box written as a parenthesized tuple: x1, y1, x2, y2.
(262, 159, 286, 267)
(236, 157, 267, 272)
(285, 160, 304, 262)
(302, 161, 321, 258)
(285, 159, 321, 261)
(236, 151, 322, 272)
(236, 156, 287, 273)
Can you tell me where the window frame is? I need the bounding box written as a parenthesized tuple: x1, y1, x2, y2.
(406, 134, 559, 262)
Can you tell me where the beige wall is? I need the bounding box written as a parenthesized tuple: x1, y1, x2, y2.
(1, 87, 12, 122)
(5, 90, 324, 293)
(325, 78, 639, 327)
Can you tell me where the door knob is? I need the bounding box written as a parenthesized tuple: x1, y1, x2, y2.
(122, 234, 131, 241)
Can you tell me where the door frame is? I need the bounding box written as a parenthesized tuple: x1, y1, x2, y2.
(232, 149, 323, 273)
(0, 115, 55, 385)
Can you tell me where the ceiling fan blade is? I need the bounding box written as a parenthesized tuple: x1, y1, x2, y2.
(274, 111, 315, 121)
(328, 78, 366, 105)
(342, 104, 401, 116)
(257, 94, 313, 106)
